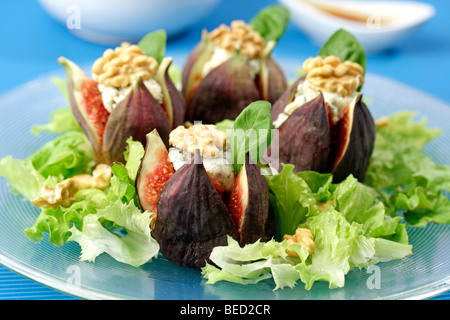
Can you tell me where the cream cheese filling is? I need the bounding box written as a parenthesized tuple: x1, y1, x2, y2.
(201, 45, 262, 79)
(273, 80, 359, 128)
(93, 76, 163, 113)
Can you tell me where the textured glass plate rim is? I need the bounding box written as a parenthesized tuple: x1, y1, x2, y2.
(0, 61, 449, 300)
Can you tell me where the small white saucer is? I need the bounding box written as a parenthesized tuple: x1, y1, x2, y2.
(279, 0, 436, 53)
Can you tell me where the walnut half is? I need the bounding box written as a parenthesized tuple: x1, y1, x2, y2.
(92, 43, 158, 88)
(208, 20, 265, 59)
(283, 228, 316, 256)
(32, 164, 112, 209)
(303, 55, 364, 97)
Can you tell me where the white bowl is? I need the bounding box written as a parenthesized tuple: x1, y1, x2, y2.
(278, 0, 435, 54)
(38, 0, 221, 45)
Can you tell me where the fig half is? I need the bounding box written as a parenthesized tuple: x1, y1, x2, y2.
(277, 93, 331, 174)
(136, 129, 175, 216)
(228, 154, 275, 246)
(102, 77, 171, 164)
(182, 29, 287, 124)
(274, 89, 375, 182)
(153, 150, 237, 269)
(58, 57, 109, 164)
(59, 56, 185, 165)
(330, 93, 375, 182)
(186, 54, 261, 124)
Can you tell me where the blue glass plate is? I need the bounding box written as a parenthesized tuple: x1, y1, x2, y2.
(0, 58, 449, 300)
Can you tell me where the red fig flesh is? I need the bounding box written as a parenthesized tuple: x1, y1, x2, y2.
(136, 130, 175, 215)
(59, 57, 108, 163)
(59, 56, 186, 165)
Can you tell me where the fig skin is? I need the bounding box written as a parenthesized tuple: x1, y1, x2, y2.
(271, 75, 305, 121)
(229, 154, 275, 247)
(153, 150, 238, 270)
(164, 67, 185, 128)
(260, 57, 288, 105)
(102, 77, 171, 164)
(182, 39, 215, 116)
(59, 57, 107, 163)
(272, 83, 375, 182)
(331, 94, 375, 182)
(156, 57, 186, 129)
(277, 93, 331, 174)
(186, 54, 261, 124)
(182, 38, 287, 124)
(59, 56, 185, 165)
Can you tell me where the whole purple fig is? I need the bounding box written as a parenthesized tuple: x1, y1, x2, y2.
(59, 41, 185, 164)
(136, 124, 275, 269)
(182, 19, 287, 124)
(272, 55, 375, 182)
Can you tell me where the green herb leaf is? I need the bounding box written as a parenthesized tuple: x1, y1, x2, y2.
(227, 100, 273, 173)
(215, 119, 235, 132)
(137, 29, 167, 64)
(318, 29, 366, 73)
(250, 5, 290, 42)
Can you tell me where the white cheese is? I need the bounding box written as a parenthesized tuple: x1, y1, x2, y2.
(273, 80, 358, 128)
(201, 45, 261, 79)
(94, 75, 163, 113)
(168, 147, 235, 192)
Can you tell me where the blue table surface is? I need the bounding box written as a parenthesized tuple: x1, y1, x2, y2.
(0, 0, 449, 300)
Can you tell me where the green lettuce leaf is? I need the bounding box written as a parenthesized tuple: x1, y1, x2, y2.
(265, 164, 319, 237)
(0, 156, 47, 201)
(202, 236, 307, 290)
(24, 188, 108, 246)
(31, 107, 81, 135)
(332, 175, 403, 240)
(67, 199, 159, 267)
(365, 111, 450, 226)
(123, 137, 145, 182)
(27, 131, 94, 179)
(203, 168, 412, 290)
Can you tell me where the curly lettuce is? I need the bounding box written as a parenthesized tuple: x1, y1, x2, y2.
(203, 167, 412, 290)
(0, 105, 156, 266)
(365, 111, 450, 226)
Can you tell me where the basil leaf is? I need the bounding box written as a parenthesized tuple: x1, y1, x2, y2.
(227, 100, 273, 173)
(318, 29, 366, 73)
(250, 5, 290, 42)
(137, 29, 167, 64)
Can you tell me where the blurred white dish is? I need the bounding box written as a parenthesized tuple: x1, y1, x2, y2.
(278, 0, 435, 54)
(38, 0, 221, 45)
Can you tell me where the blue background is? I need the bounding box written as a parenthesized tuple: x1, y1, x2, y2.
(0, 0, 449, 300)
